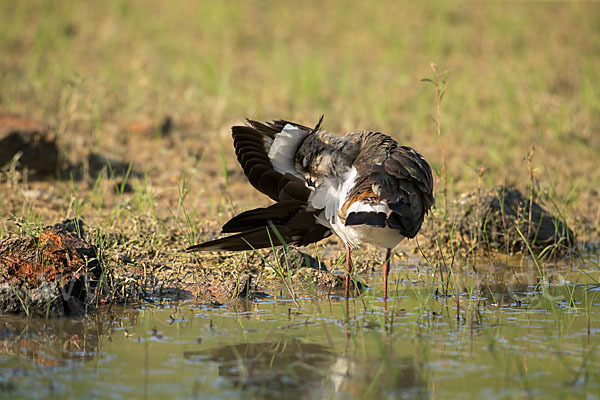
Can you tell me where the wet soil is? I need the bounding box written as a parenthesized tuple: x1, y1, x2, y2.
(0, 114, 595, 316)
(0, 221, 100, 316)
(1, 271, 599, 399)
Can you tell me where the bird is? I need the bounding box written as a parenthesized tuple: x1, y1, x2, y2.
(186, 116, 434, 300)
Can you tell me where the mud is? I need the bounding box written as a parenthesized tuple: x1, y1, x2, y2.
(0, 114, 586, 317)
(422, 186, 575, 258)
(0, 221, 100, 316)
(0, 113, 58, 177)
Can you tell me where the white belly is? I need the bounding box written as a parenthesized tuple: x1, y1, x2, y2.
(310, 167, 405, 250)
(330, 218, 405, 250)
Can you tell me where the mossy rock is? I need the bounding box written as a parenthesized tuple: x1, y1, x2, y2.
(423, 186, 574, 258)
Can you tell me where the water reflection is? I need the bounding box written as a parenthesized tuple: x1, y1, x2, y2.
(185, 339, 331, 398)
(184, 338, 425, 399)
(0, 315, 103, 366)
(0, 261, 597, 399)
(332, 355, 425, 399)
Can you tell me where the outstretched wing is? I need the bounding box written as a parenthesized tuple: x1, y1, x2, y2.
(231, 117, 322, 202)
(187, 117, 330, 252)
(186, 200, 331, 251)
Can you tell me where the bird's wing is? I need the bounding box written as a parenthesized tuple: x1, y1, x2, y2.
(338, 133, 435, 238)
(186, 200, 331, 251)
(232, 117, 322, 202)
(187, 117, 332, 252)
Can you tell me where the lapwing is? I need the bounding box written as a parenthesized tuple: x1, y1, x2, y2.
(187, 117, 434, 299)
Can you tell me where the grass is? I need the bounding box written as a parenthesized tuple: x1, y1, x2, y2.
(1, 2, 599, 202)
(421, 63, 449, 213)
(0, 3, 599, 394)
(2, 1, 599, 243)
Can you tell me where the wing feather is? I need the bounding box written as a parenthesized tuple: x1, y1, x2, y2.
(231, 120, 316, 202)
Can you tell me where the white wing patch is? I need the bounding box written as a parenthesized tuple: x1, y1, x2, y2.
(346, 201, 389, 214)
(309, 167, 357, 223)
(267, 124, 309, 179)
(310, 178, 340, 221)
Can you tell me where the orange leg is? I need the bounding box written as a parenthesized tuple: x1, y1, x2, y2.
(345, 245, 352, 298)
(383, 248, 392, 300)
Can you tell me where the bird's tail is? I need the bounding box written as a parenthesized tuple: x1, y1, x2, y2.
(186, 201, 331, 252)
(186, 225, 289, 252)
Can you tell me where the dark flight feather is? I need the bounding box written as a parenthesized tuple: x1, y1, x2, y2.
(187, 117, 434, 253)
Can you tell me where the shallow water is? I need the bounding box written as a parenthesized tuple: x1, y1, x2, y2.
(1, 260, 599, 399)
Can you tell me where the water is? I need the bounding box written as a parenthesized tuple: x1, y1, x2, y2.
(1, 261, 599, 399)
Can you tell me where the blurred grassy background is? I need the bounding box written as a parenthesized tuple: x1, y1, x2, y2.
(1, 0, 599, 234)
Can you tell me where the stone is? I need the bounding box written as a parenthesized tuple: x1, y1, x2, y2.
(0, 113, 59, 176)
(271, 247, 325, 271)
(435, 186, 575, 257)
(0, 224, 101, 316)
(195, 274, 253, 303)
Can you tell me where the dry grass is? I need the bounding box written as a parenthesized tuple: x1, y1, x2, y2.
(0, 1, 599, 295)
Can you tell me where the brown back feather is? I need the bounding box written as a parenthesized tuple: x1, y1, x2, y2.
(348, 132, 434, 238)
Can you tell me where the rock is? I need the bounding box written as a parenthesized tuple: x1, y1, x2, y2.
(267, 247, 370, 292)
(439, 186, 575, 257)
(271, 247, 325, 271)
(0, 281, 67, 318)
(0, 113, 59, 176)
(124, 115, 173, 137)
(26, 282, 66, 317)
(0, 225, 101, 316)
(62, 151, 138, 182)
(87, 152, 133, 178)
(294, 267, 368, 293)
(196, 274, 253, 303)
(0, 284, 26, 314)
(50, 218, 86, 238)
(221, 274, 252, 298)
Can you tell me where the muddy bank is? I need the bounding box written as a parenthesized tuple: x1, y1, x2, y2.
(0, 185, 580, 317)
(0, 220, 354, 316)
(0, 113, 58, 177)
(0, 220, 101, 317)
(421, 186, 575, 258)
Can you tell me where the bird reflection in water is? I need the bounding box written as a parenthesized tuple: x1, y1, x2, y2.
(184, 337, 426, 398)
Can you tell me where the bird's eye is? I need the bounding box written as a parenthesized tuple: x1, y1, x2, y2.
(302, 157, 309, 168)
